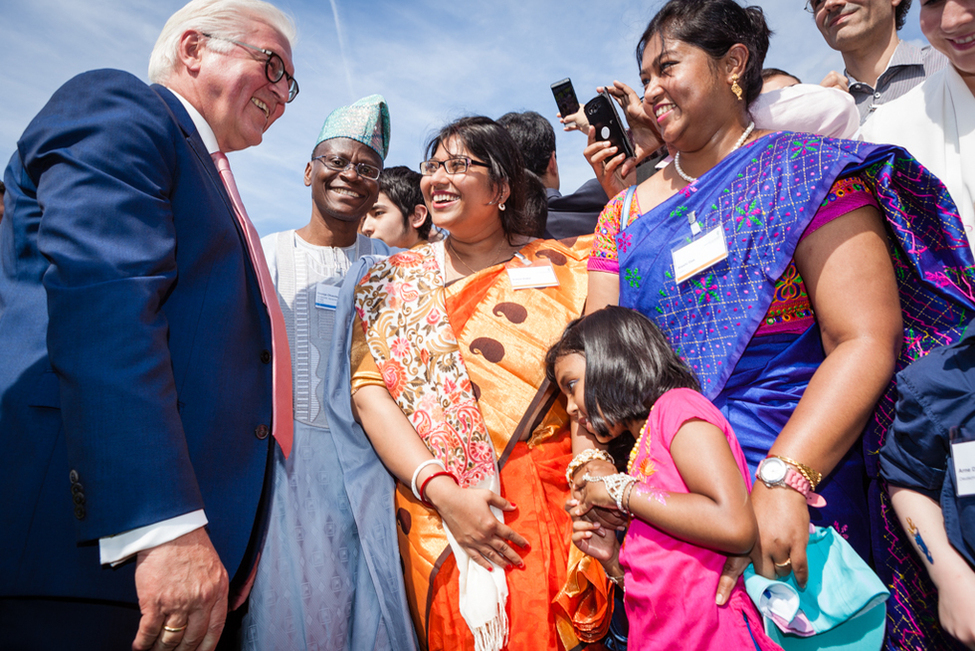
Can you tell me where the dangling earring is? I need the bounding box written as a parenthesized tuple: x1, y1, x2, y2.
(499, 202, 506, 211)
(730, 74, 743, 102)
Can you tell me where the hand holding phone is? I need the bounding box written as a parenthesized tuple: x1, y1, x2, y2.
(584, 91, 635, 160)
(551, 78, 581, 128)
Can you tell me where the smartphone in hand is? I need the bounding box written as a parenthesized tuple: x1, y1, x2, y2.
(584, 91, 635, 159)
(551, 78, 580, 122)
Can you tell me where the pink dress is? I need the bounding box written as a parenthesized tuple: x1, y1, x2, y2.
(619, 388, 782, 651)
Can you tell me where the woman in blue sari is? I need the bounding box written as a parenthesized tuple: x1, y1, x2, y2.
(569, 1, 975, 648)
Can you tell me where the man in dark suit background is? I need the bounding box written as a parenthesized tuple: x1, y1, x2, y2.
(498, 110, 608, 240)
(0, 1, 297, 648)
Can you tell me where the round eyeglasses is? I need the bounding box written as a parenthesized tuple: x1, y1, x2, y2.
(312, 155, 381, 181)
(419, 157, 490, 176)
(202, 33, 299, 103)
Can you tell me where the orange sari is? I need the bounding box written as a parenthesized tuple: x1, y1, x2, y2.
(352, 237, 610, 650)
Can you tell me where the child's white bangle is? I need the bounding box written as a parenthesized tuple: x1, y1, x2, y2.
(411, 458, 446, 501)
(566, 449, 615, 486)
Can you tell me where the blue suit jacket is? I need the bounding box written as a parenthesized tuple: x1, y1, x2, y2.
(0, 69, 274, 603)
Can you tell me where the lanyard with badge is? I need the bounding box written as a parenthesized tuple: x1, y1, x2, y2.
(671, 209, 728, 285)
(315, 282, 341, 310)
(506, 251, 559, 290)
(313, 239, 362, 311)
(618, 185, 728, 286)
(950, 426, 975, 497)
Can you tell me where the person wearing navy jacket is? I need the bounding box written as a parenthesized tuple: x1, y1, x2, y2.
(0, 1, 298, 648)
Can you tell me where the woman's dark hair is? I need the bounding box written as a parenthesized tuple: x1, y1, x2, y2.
(378, 165, 433, 240)
(424, 116, 533, 242)
(545, 306, 700, 469)
(637, 0, 771, 106)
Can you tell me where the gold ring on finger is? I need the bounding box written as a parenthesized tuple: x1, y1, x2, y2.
(773, 558, 792, 569)
(163, 624, 187, 633)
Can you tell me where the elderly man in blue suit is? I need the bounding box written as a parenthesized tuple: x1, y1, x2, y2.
(0, 1, 298, 648)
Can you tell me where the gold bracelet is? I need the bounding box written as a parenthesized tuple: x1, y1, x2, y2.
(771, 455, 822, 491)
(566, 449, 614, 486)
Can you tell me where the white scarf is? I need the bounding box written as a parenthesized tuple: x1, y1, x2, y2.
(431, 240, 508, 651)
(357, 240, 509, 651)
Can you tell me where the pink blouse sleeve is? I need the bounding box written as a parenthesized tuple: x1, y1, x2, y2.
(802, 175, 879, 240)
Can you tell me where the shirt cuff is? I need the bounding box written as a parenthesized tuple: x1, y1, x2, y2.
(98, 510, 208, 566)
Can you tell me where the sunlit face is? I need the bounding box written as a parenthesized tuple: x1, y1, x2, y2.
(920, 0, 975, 89)
(195, 19, 294, 152)
(305, 138, 382, 224)
(360, 192, 421, 249)
(813, 0, 901, 52)
(554, 353, 630, 444)
(640, 33, 725, 151)
(419, 137, 506, 240)
(555, 353, 591, 433)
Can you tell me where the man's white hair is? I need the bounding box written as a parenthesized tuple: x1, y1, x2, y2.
(148, 0, 296, 83)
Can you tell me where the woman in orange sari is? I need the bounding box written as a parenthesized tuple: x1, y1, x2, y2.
(351, 117, 605, 650)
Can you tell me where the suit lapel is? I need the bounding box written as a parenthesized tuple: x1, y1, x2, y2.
(148, 84, 263, 310)
(149, 84, 237, 220)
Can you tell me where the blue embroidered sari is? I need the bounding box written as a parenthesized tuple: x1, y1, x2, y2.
(618, 131, 975, 650)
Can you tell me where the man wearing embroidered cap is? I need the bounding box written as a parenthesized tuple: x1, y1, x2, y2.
(241, 94, 417, 650)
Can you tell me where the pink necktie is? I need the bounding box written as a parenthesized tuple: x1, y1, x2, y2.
(211, 152, 293, 458)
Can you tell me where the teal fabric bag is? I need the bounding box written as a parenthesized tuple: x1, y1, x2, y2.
(744, 525, 889, 651)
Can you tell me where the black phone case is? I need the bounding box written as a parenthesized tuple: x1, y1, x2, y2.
(584, 93, 635, 159)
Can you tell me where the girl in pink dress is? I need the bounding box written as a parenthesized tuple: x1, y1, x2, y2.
(546, 306, 781, 650)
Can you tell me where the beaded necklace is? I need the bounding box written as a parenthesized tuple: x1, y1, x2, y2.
(673, 120, 755, 184)
(627, 407, 655, 475)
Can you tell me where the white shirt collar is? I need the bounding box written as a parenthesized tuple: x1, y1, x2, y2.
(166, 88, 221, 154)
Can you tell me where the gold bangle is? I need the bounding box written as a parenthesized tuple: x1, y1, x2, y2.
(771, 455, 822, 491)
(566, 449, 614, 486)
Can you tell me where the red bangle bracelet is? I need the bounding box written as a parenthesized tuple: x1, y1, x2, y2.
(419, 470, 458, 505)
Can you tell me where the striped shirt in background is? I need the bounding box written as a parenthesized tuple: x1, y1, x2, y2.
(848, 40, 948, 125)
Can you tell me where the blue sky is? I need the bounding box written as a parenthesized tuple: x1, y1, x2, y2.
(0, 0, 929, 236)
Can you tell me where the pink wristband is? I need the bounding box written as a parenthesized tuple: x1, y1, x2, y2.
(784, 468, 826, 508)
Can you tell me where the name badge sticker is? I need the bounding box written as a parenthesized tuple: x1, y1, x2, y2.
(315, 282, 341, 310)
(951, 437, 975, 497)
(672, 225, 728, 284)
(506, 260, 560, 290)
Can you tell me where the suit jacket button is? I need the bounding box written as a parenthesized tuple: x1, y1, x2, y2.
(260, 349, 272, 364)
(71, 482, 84, 495)
(69, 470, 79, 483)
(73, 492, 85, 505)
(254, 424, 270, 440)
(74, 505, 86, 520)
